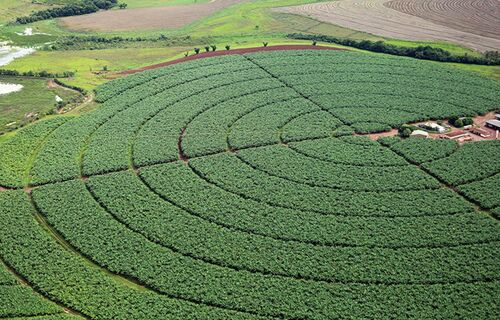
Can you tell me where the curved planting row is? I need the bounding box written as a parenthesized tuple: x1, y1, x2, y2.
(0, 50, 499, 319)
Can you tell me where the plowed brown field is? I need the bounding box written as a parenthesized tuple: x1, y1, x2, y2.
(385, 0, 500, 39)
(276, 0, 500, 52)
(59, 0, 245, 32)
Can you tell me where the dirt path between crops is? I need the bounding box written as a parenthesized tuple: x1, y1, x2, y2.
(119, 45, 345, 75)
(275, 0, 500, 52)
(59, 0, 246, 32)
(48, 79, 94, 114)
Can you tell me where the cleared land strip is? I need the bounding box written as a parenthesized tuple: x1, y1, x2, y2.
(275, 0, 500, 52)
(59, 0, 246, 32)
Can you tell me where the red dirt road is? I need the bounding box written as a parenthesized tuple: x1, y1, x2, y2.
(119, 45, 346, 75)
(60, 0, 245, 32)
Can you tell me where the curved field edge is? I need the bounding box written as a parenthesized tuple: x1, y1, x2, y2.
(2, 48, 498, 318)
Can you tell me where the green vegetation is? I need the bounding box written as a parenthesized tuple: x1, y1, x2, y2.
(423, 140, 500, 185)
(391, 138, 459, 164)
(0, 117, 70, 187)
(0, 76, 81, 133)
(6, 47, 190, 90)
(15, 0, 118, 24)
(0, 51, 498, 318)
(0, 259, 76, 319)
(289, 33, 500, 65)
(459, 174, 500, 210)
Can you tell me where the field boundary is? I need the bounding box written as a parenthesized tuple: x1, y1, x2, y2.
(119, 45, 345, 75)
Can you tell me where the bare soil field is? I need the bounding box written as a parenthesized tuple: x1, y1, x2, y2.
(275, 0, 500, 52)
(119, 45, 345, 75)
(59, 0, 245, 32)
(385, 0, 500, 39)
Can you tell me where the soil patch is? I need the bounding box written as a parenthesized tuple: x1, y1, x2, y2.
(59, 0, 245, 32)
(120, 45, 345, 75)
(275, 0, 500, 52)
(385, 0, 500, 39)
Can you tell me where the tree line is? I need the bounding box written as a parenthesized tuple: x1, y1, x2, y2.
(288, 33, 500, 65)
(0, 69, 74, 78)
(15, 0, 119, 24)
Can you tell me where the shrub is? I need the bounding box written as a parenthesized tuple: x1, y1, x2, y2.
(194, 48, 200, 54)
(263, 42, 268, 47)
(454, 118, 464, 127)
(462, 117, 474, 126)
(211, 45, 217, 52)
(225, 45, 231, 50)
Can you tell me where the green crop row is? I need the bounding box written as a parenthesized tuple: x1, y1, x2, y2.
(189, 152, 474, 216)
(83, 70, 274, 175)
(87, 170, 500, 288)
(30, 180, 500, 319)
(390, 138, 459, 164)
(275, 71, 499, 103)
(0, 117, 69, 188)
(29, 59, 263, 184)
(281, 111, 347, 142)
(12, 315, 81, 320)
(226, 98, 320, 150)
(0, 191, 265, 320)
(183, 88, 300, 158)
(95, 55, 251, 102)
(423, 140, 500, 185)
(235, 144, 439, 191)
(0, 285, 62, 318)
(140, 161, 498, 248)
(458, 174, 500, 209)
(288, 137, 407, 166)
(245, 51, 500, 131)
(132, 79, 284, 167)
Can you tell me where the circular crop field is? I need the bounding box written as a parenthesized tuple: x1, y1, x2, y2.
(0, 50, 499, 319)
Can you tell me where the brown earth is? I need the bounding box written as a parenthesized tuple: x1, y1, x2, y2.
(59, 0, 245, 32)
(275, 0, 500, 52)
(119, 45, 346, 75)
(385, 0, 500, 39)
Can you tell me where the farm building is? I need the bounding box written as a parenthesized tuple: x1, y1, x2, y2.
(469, 127, 491, 138)
(410, 130, 429, 138)
(419, 122, 446, 133)
(442, 130, 469, 140)
(485, 120, 500, 130)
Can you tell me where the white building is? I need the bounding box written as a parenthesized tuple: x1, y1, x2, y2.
(423, 122, 446, 133)
(410, 130, 429, 138)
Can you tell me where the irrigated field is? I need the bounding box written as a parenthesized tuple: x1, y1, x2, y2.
(0, 50, 499, 319)
(276, 0, 500, 52)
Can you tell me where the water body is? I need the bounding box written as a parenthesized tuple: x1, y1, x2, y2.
(0, 82, 23, 95)
(0, 44, 35, 67)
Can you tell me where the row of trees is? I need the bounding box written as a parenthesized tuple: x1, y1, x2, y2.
(15, 0, 119, 24)
(288, 33, 500, 65)
(449, 116, 474, 128)
(0, 69, 74, 78)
